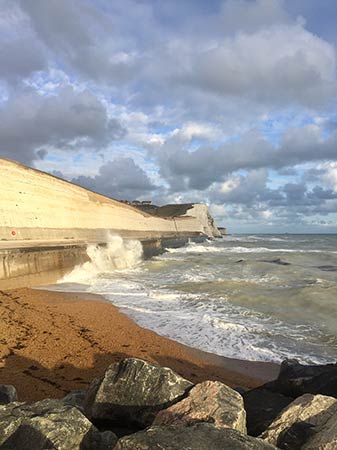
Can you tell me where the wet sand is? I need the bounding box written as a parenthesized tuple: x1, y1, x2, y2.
(0, 288, 280, 402)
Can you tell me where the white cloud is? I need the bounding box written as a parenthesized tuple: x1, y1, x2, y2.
(220, 177, 241, 194)
(262, 209, 273, 219)
(317, 162, 337, 191)
(176, 122, 219, 141)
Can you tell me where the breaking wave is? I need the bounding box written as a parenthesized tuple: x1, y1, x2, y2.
(167, 244, 322, 254)
(60, 234, 143, 283)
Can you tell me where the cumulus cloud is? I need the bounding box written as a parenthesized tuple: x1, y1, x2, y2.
(72, 158, 156, 200)
(210, 169, 283, 204)
(153, 124, 337, 192)
(0, 85, 125, 164)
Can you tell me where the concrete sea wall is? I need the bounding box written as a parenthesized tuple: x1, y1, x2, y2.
(0, 159, 220, 287)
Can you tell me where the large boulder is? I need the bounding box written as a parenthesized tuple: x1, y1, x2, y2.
(260, 393, 337, 449)
(0, 399, 117, 450)
(0, 385, 17, 405)
(84, 358, 193, 429)
(263, 359, 337, 398)
(154, 380, 246, 433)
(115, 423, 278, 450)
(243, 387, 293, 436)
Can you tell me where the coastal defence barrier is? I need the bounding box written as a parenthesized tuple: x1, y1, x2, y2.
(0, 158, 220, 288)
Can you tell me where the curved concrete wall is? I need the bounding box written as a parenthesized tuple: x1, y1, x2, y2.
(0, 159, 219, 243)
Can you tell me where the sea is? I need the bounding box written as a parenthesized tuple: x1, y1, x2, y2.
(50, 234, 337, 365)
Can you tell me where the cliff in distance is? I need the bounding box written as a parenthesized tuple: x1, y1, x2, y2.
(0, 158, 220, 244)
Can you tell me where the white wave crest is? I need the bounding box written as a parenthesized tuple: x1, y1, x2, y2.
(167, 244, 324, 254)
(60, 234, 143, 284)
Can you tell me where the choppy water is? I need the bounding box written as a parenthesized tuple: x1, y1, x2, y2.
(51, 234, 337, 364)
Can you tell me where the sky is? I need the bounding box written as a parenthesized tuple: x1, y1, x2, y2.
(1, 0, 337, 233)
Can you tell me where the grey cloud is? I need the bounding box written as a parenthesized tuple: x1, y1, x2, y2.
(210, 169, 283, 205)
(186, 25, 336, 108)
(51, 170, 65, 179)
(0, 85, 125, 164)
(0, 38, 46, 84)
(283, 182, 307, 204)
(156, 129, 274, 191)
(156, 126, 337, 192)
(36, 149, 48, 160)
(308, 186, 337, 200)
(217, 0, 290, 34)
(72, 158, 156, 200)
(0, 1, 46, 83)
(16, 0, 141, 84)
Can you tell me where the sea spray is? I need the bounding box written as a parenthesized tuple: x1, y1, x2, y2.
(61, 234, 143, 283)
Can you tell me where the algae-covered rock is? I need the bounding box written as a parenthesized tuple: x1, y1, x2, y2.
(154, 380, 246, 433)
(115, 423, 278, 450)
(84, 357, 193, 428)
(0, 399, 117, 450)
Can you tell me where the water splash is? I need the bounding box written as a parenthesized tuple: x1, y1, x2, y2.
(61, 234, 143, 284)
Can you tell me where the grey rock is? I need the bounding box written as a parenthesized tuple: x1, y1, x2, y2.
(317, 265, 337, 272)
(261, 258, 291, 266)
(260, 393, 337, 449)
(0, 398, 117, 450)
(84, 357, 193, 428)
(262, 359, 337, 398)
(278, 359, 336, 383)
(243, 387, 293, 436)
(62, 389, 87, 412)
(0, 385, 17, 405)
(115, 423, 278, 450)
(154, 380, 246, 433)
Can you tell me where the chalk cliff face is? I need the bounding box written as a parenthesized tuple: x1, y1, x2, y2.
(0, 159, 220, 242)
(185, 204, 221, 238)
